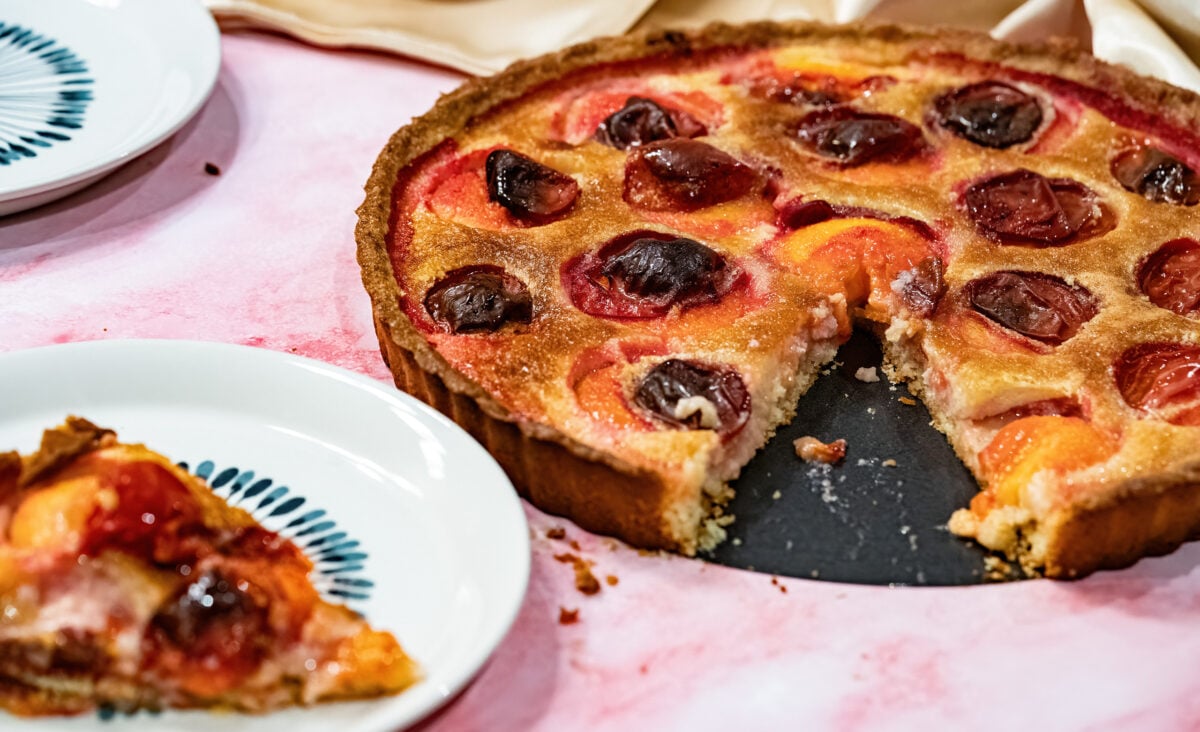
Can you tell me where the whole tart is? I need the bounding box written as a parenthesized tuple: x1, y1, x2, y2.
(357, 21, 1200, 579)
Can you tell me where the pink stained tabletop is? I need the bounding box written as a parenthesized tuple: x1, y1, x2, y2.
(3, 30, 1200, 732)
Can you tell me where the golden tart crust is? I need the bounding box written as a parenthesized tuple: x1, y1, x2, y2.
(357, 20, 1200, 577)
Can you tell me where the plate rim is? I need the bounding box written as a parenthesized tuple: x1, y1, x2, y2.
(0, 338, 532, 731)
(0, 0, 222, 204)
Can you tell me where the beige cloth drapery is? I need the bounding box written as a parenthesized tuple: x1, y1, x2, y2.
(205, 0, 1200, 90)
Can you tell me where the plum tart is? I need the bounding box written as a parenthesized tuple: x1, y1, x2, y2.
(0, 418, 417, 716)
(357, 21, 1200, 578)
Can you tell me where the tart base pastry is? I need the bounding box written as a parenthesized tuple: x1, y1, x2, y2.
(358, 21, 1200, 578)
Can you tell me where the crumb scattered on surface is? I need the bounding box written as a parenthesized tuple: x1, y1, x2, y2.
(882, 459, 897, 468)
(984, 555, 1016, 582)
(771, 489, 781, 500)
(546, 527, 566, 540)
(899, 396, 917, 405)
(605, 575, 619, 586)
(554, 553, 601, 595)
(732, 537, 743, 546)
(558, 607, 579, 625)
(769, 577, 789, 594)
(794, 436, 847, 464)
(854, 366, 880, 383)
(866, 407, 876, 415)
(810, 569, 820, 578)
(204, 162, 221, 176)
(569, 540, 581, 551)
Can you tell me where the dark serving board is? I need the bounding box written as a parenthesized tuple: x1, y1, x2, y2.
(707, 330, 998, 586)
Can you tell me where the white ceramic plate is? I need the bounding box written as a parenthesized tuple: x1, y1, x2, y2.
(0, 340, 531, 731)
(0, 0, 220, 216)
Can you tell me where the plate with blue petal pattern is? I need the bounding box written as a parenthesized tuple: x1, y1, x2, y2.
(0, 0, 219, 216)
(0, 339, 531, 732)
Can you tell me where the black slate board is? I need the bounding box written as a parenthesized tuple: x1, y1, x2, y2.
(707, 330, 997, 586)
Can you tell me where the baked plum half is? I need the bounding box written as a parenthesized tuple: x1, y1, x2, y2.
(425, 266, 533, 333)
(964, 169, 1102, 246)
(793, 107, 925, 166)
(634, 359, 750, 433)
(623, 139, 759, 211)
(1111, 147, 1200, 206)
(965, 271, 1098, 345)
(485, 149, 579, 224)
(564, 230, 739, 319)
(1115, 342, 1200, 425)
(1138, 238, 1200, 317)
(933, 81, 1043, 149)
(595, 96, 707, 150)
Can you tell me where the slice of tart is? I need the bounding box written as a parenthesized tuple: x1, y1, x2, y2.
(0, 417, 418, 717)
(356, 20, 1200, 578)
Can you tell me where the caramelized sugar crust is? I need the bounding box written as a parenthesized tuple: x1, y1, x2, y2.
(357, 21, 1200, 577)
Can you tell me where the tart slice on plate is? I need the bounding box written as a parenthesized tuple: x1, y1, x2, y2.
(0, 417, 418, 717)
(357, 20, 1200, 578)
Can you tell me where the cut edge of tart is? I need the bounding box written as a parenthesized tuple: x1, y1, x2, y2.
(0, 417, 418, 717)
(356, 20, 1200, 578)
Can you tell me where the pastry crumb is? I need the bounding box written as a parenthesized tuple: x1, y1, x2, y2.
(204, 162, 221, 176)
(545, 527, 566, 540)
(554, 553, 601, 595)
(854, 366, 880, 383)
(605, 574, 619, 586)
(771, 489, 782, 500)
(882, 459, 897, 467)
(732, 537, 743, 546)
(983, 556, 1018, 582)
(899, 396, 917, 405)
(558, 607, 580, 625)
(794, 436, 847, 464)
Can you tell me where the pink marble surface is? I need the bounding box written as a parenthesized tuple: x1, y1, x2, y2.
(3, 31, 1200, 732)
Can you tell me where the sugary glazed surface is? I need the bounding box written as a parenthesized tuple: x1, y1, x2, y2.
(358, 21, 1200, 577)
(0, 418, 417, 716)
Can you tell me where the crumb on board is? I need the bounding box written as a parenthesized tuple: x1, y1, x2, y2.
(882, 458, 898, 468)
(854, 366, 880, 383)
(569, 540, 581, 551)
(204, 162, 221, 176)
(555, 552, 601, 595)
(732, 537, 743, 546)
(605, 574, 619, 586)
(899, 396, 917, 406)
(794, 435, 847, 464)
(545, 527, 566, 540)
(984, 555, 1015, 582)
(771, 489, 782, 500)
(558, 607, 580, 625)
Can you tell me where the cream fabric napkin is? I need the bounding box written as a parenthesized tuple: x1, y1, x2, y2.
(205, 0, 1200, 91)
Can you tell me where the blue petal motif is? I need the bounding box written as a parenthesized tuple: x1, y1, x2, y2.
(186, 462, 374, 607)
(0, 22, 94, 166)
